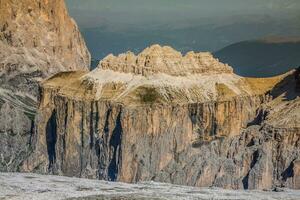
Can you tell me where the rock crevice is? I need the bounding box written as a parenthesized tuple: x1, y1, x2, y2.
(24, 46, 300, 190)
(0, 0, 90, 172)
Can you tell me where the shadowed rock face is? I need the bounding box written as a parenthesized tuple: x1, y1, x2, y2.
(296, 67, 300, 92)
(46, 110, 57, 172)
(23, 45, 300, 190)
(0, 0, 90, 172)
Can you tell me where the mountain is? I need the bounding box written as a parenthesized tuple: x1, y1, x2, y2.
(81, 19, 300, 62)
(65, 0, 300, 61)
(23, 45, 300, 190)
(1, 0, 300, 193)
(214, 37, 300, 77)
(0, 0, 90, 172)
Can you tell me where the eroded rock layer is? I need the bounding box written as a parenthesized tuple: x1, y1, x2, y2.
(0, 0, 90, 95)
(100, 45, 233, 76)
(25, 46, 300, 190)
(0, 0, 90, 171)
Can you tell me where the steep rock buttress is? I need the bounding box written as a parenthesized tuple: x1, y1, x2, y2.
(0, 0, 90, 171)
(25, 45, 300, 190)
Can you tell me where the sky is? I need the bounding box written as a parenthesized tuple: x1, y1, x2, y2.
(65, 0, 300, 60)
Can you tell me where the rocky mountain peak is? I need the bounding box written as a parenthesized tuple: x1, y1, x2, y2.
(29, 58, 300, 191)
(45, 45, 285, 105)
(0, 0, 90, 96)
(99, 44, 233, 76)
(0, 0, 91, 172)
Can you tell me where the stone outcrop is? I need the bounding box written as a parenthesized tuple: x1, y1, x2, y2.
(23, 45, 300, 190)
(0, 0, 90, 95)
(0, 0, 90, 171)
(100, 45, 233, 76)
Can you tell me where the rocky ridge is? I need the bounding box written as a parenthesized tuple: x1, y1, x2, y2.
(51, 45, 281, 104)
(23, 45, 300, 190)
(100, 44, 233, 76)
(0, 0, 90, 171)
(0, 0, 90, 95)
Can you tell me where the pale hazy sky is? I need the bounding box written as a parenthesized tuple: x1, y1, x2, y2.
(65, 0, 300, 59)
(66, 0, 300, 28)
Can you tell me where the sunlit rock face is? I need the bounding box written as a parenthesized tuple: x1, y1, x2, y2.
(0, 0, 90, 95)
(100, 44, 233, 76)
(0, 0, 90, 172)
(24, 45, 300, 190)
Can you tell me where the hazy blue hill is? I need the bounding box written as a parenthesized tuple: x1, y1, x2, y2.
(214, 37, 300, 77)
(83, 17, 299, 63)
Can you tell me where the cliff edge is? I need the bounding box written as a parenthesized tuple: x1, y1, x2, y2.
(24, 45, 300, 190)
(42, 45, 282, 104)
(0, 0, 90, 172)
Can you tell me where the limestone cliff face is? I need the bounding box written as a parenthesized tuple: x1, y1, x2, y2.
(0, 0, 90, 95)
(100, 45, 233, 76)
(25, 45, 300, 190)
(0, 0, 90, 171)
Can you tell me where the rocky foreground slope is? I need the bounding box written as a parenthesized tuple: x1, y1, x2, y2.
(0, 0, 90, 171)
(23, 45, 300, 190)
(2, 173, 300, 200)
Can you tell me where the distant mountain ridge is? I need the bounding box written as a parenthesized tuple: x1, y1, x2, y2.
(214, 37, 300, 77)
(258, 36, 300, 43)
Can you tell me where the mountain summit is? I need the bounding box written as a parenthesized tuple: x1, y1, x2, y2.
(23, 45, 300, 190)
(99, 44, 233, 76)
(43, 45, 279, 105)
(0, 0, 90, 172)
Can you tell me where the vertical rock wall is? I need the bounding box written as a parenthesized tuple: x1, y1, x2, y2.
(25, 87, 285, 189)
(23, 69, 300, 190)
(0, 0, 90, 172)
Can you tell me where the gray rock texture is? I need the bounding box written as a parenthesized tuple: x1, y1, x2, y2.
(0, 0, 90, 171)
(23, 46, 300, 190)
(0, 0, 90, 95)
(2, 172, 300, 200)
